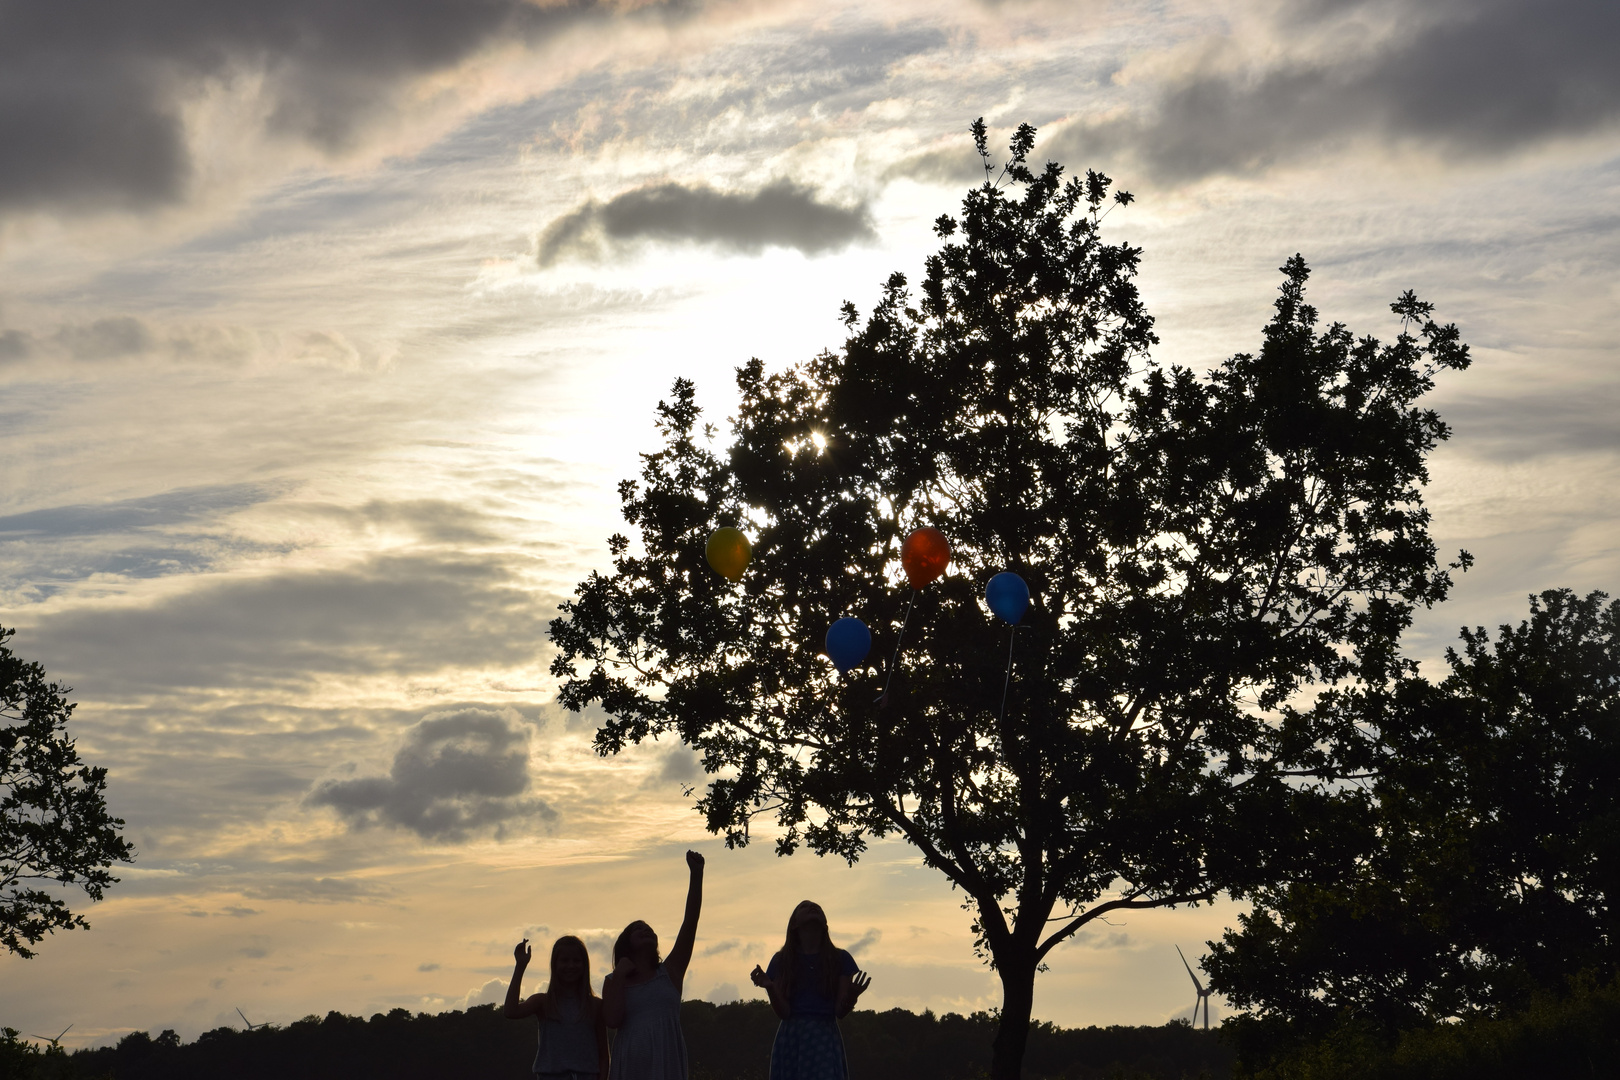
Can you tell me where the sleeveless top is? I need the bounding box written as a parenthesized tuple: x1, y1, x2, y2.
(534, 994, 599, 1075)
(608, 964, 688, 1080)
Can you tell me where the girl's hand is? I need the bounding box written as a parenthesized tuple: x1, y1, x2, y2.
(686, 849, 705, 872)
(850, 970, 872, 998)
(514, 939, 531, 968)
(749, 964, 773, 990)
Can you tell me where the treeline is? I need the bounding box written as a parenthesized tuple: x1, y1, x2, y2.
(1, 1001, 1230, 1080)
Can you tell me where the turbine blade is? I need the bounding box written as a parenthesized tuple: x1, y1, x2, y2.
(1176, 945, 1205, 992)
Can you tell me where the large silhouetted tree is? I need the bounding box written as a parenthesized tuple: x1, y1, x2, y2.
(1, 626, 133, 957)
(549, 121, 1472, 1078)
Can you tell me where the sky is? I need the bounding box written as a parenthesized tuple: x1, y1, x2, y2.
(2, 0, 1618, 1051)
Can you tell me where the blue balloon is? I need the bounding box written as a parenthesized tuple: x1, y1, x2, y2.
(986, 572, 1030, 625)
(824, 617, 872, 674)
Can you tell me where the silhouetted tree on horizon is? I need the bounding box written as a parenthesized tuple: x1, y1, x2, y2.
(2, 625, 133, 957)
(1209, 588, 1620, 1076)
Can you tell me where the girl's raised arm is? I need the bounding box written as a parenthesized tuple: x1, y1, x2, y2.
(503, 939, 544, 1019)
(664, 850, 705, 992)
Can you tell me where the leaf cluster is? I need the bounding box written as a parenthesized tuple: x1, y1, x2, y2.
(1, 625, 134, 958)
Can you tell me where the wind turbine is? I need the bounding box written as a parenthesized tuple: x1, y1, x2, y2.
(28, 1024, 72, 1049)
(236, 1008, 266, 1031)
(1176, 946, 1213, 1030)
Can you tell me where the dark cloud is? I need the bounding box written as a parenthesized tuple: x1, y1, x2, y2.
(0, 0, 650, 217)
(24, 552, 553, 692)
(0, 330, 32, 363)
(1439, 383, 1620, 462)
(846, 928, 881, 956)
(537, 180, 876, 266)
(0, 482, 294, 600)
(53, 316, 155, 361)
(309, 708, 554, 840)
(656, 745, 699, 784)
(0, 482, 284, 539)
(1050, 0, 1620, 182)
(0, 316, 276, 369)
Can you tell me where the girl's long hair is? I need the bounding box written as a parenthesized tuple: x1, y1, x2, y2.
(772, 901, 840, 1004)
(545, 935, 595, 1019)
(613, 921, 661, 969)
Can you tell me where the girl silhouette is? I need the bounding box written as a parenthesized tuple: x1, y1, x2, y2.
(602, 850, 705, 1080)
(505, 934, 610, 1080)
(749, 901, 872, 1080)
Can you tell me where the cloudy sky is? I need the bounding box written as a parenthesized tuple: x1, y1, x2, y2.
(2, 0, 1617, 1050)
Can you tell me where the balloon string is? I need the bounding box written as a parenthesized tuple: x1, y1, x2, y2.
(877, 590, 918, 705)
(997, 625, 1017, 729)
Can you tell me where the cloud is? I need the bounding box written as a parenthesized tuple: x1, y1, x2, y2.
(455, 978, 507, 1010)
(0, 315, 383, 372)
(418, 962, 441, 972)
(537, 180, 876, 266)
(311, 499, 512, 547)
(53, 316, 156, 361)
(309, 707, 555, 841)
(24, 552, 553, 691)
(1061, 927, 1133, 950)
(1440, 384, 1620, 461)
(108, 867, 397, 904)
(704, 982, 740, 1004)
(884, 147, 994, 188)
(845, 927, 882, 956)
(0, 0, 656, 219)
(655, 745, 700, 785)
(0, 483, 285, 540)
(0, 330, 31, 363)
(1049, 0, 1620, 182)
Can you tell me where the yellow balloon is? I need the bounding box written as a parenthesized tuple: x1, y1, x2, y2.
(706, 527, 753, 582)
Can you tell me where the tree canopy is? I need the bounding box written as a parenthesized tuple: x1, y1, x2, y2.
(548, 121, 1472, 1078)
(1, 625, 134, 957)
(1208, 588, 1620, 1075)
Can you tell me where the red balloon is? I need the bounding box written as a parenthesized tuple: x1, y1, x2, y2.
(901, 526, 950, 589)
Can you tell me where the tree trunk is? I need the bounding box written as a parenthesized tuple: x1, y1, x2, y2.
(990, 952, 1038, 1080)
